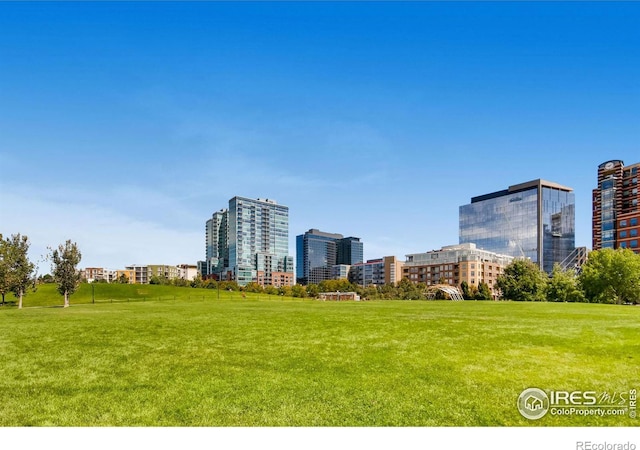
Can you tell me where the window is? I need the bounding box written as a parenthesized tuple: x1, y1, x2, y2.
(621, 242, 628, 248)
(631, 229, 638, 237)
(620, 220, 628, 227)
(630, 240, 638, 248)
(632, 218, 639, 226)
(620, 231, 628, 238)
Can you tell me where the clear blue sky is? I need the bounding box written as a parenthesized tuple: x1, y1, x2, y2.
(1, 2, 639, 271)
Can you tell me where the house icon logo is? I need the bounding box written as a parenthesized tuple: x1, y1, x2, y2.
(517, 387, 550, 420)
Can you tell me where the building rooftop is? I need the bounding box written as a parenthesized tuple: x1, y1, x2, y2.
(471, 179, 573, 203)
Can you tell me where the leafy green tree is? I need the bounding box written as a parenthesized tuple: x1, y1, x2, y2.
(305, 283, 320, 298)
(0, 234, 9, 305)
(244, 282, 264, 293)
(117, 273, 130, 284)
(318, 279, 355, 293)
(396, 278, 423, 300)
(579, 249, 640, 304)
(362, 285, 378, 300)
(150, 274, 169, 285)
(546, 264, 585, 302)
(495, 259, 547, 301)
(475, 282, 493, 300)
(38, 274, 55, 284)
(0, 234, 36, 307)
(203, 278, 218, 289)
(51, 240, 82, 308)
(278, 285, 292, 297)
(460, 281, 471, 300)
(7, 234, 36, 309)
(190, 274, 204, 289)
(291, 284, 307, 298)
(264, 285, 278, 296)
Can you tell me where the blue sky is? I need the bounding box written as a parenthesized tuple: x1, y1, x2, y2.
(1, 2, 639, 271)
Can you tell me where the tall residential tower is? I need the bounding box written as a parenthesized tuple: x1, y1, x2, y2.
(205, 197, 294, 287)
(592, 160, 640, 252)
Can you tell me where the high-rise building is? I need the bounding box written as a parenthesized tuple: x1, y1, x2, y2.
(296, 229, 364, 285)
(336, 236, 364, 265)
(459, 179, 575, 273)
(592, 160, 640, 253)
(205, 197, 294, 287)
(296, 229, 343, 285)
(205, 209, 229, 276)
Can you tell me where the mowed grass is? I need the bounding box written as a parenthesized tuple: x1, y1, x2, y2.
(0, 296, 638, 426)
(1, 282, 239, 308)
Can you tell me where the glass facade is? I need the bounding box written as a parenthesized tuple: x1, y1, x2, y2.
(337, 237, 364, 265)
(210, 197, 293, 286)
(205, 210, 228, 275)
(460, 188, 539, 263)
(541, 187, 576, 273)
(296, 229, 342, 285)
(600, 177, 616, 249)
(296, 230, 365, 285)
(459, 181, 575, 273)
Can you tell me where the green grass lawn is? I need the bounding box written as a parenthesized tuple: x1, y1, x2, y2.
(0, 292, 638, 426)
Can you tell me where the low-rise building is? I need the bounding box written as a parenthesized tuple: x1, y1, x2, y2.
(116, 269, 135, 284)
(82, 267, 117, 283)
(177, 264, 199, 281)
(348, 256, 405, 287)
(403, 243, 514, 297)
(318, 292, 360, 301)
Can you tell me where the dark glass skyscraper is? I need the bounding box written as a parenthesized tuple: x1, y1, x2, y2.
(459, 179, 575, 273)
(336, 236, 364, 265)
(296, 229, 364, 285)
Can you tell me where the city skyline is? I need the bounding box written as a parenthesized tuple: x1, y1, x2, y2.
(1, 2, 639, 269)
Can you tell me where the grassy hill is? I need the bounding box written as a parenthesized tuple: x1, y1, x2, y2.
(0, 295, 638, 426)
(1, 282, 267, 308)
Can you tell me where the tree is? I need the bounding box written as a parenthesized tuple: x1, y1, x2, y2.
(495, 259, 547, 302)
(460, 281, 471, 300)
(190, 274, 204, 289)
(475, 281, 493, 300)
(305, 283, 320, 298)
(38, 274, 55, 284)
(51, 240, 82, 308)
(0, 234, 9, 305)
(278, 285, 292, 297)
(117, 273, 130, 284)
(7, 234, 36, 309)
(291, 284, 307, 298)
(546, 264, 585, 303)
(579, 248, 640, 304)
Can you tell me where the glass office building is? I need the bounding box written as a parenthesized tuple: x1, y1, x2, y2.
(336, 236, 364, 265)
(459, 179, 575, 273)
(296, 229, 364, 285)
(296, 229, 342, 285)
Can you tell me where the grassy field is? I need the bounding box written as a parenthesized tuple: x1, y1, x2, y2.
(0, 289, 638, 426)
